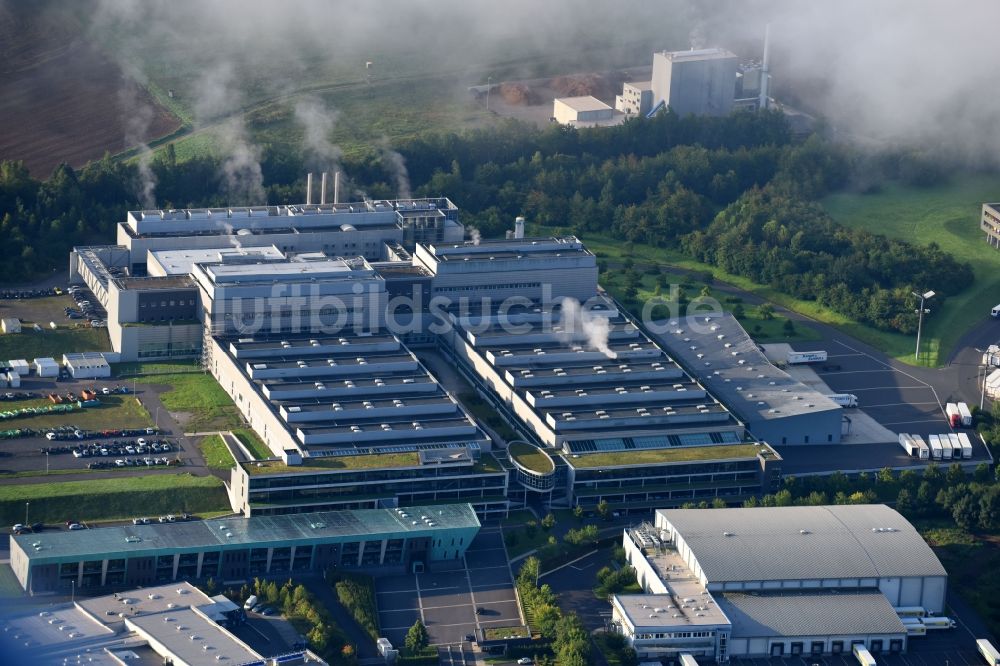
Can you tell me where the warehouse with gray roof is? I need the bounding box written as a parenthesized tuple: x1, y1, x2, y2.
(612, 504, 946, 662)
(649, 312, 844, 445)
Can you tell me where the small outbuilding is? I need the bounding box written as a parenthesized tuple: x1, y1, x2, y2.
(33, 357, 59, 378)
(1, 318, 21, 334)
(63, 352, 111, 379)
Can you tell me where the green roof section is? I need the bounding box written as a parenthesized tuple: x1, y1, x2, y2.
(507, 441, 554, 474)
(12, 503, 481, 564)
(565, 444, 766, 468)
(244, 452, 421, 475)
(242, 451, 504, 475)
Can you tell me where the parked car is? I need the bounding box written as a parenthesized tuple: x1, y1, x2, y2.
(31, 522, 44, 532)
(68, 523, 84, 530)
(517, 659, 533, 665)
(261, 607, 276, 616)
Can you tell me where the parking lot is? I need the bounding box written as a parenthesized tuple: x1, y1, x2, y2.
(376, 526, 522, 646)
(0, 374, 203, 477)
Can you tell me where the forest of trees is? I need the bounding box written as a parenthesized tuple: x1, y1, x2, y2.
(0, 108, 974, 334)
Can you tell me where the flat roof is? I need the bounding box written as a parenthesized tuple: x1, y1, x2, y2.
(615, 592, 728, 629)
(718, 591, 906, 638)
(661, 47, 737, 62)
(12, 504, 480, 563)
(566, 443, 766, 468)
(126, 607, 261, 665)
(149, 245, 285, 274)
(76, 581, 214, 627)
(115, 275, 196, 291)
(660, 504, 947, 582)
(649, 313, 842, 421)
(202, 257, 377, 282)
(624, 80, 653, 91)
(555, 95, 613, 112)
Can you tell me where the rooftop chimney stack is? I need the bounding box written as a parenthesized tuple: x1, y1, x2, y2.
(334, 171, 341, 205)
(320, 172, 328, 205)
(515, 216, 525, 239)
(306, 173, 314, 206)
(759, 24, 771, 111)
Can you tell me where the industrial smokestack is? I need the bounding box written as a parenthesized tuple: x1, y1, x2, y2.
(320, 172, 328, 205)
(515, 216, 525, 239)
(334, 171, 340, 204)
(306, 172, 313, 205)
(759, 24, 771, 111)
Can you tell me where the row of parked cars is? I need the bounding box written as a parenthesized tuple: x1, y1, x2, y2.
(0, 287, 62, 299)
(64, 439, 173, 457)
(88, 456, 176, 469)
(0, 392, 37, 402)
(45, 425, 154, 442)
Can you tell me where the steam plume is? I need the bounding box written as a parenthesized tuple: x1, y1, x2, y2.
(467, 227, 482, 246)
(294, 96, 343, 172)
(559, 298, 617, 359)
(378, 137, 411, 200)
(117, 74, 157, 209)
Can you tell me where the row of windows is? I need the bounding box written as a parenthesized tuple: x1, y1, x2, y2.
(141, 299, 196, 308)
(433, 282, 542, 293)
(635, 630, 714, 640)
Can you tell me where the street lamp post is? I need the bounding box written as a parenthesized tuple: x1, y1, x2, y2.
(486, 77, 492, 112)
(25, 501, 29, 525)
(912, 290, 935, 362)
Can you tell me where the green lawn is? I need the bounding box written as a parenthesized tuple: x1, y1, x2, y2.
(0, 473, 228, 525)
(199, 434, 235, 471)
(823, 174, 1000, 365)
(139, 369, 243, 432)
(233, 428, 272, 460)
(503, 509, 551, 559)
(246, 452, 420, 475)
(0, 328, 110, 361)
(507, 441, 554, 474)
(0, 395, 152, 430)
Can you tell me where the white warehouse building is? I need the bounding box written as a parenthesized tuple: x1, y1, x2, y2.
(614, 505, 946, 662)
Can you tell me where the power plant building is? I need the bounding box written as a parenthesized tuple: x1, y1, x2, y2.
(650, 48, 738, 117)
(613, 505, 946, 662)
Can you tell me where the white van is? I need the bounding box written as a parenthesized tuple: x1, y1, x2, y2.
(244, 594, 258, 611)
(992, 304, 1000, 318)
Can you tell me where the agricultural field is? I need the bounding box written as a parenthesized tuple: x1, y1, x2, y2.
(0, 4, 179, 178)
(823, 174, 1000, 365)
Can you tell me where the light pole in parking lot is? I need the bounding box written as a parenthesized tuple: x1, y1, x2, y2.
(24, 501, 28, 525)
(912, 290, 935, 362)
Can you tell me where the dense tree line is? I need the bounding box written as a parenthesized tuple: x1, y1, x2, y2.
(0, 107, 975, 336)
(681, 186, 973, 333)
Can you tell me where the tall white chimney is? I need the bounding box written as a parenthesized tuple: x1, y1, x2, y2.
(334, 171, 341, 205)
(320, 172, 328, 205)
(759, 24, 771, 111)
(306, 172, 313, 205)
(514, 216, 525, 239)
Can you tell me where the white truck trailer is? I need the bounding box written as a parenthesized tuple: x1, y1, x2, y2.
(940, 435, 954, 460)
(898, 434, 929, 459)
(920, 616, 956, 630)
(787, 350, 828, 364)
(826, 393, 859, 408)
(853, 644, 876, 665)
(958, 402, 973, 427)
(928, 434, 943, 460)
(946, 402, 962, 428)
(977, 638, 1000, 666)
(958, 432, 974, 459)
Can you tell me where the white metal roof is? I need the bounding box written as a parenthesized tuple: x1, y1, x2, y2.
(555, 95, 613, 112)
(660, 504, 946, 582)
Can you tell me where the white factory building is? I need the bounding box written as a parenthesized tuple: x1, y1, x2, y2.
(613, 505, 946, 662)
(552, 95, 621, 127)
(68, 196, 462, 361)
(0, 581, 326, 666)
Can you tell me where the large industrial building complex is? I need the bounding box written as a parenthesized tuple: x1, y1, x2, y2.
(613, 504, 947, 662)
